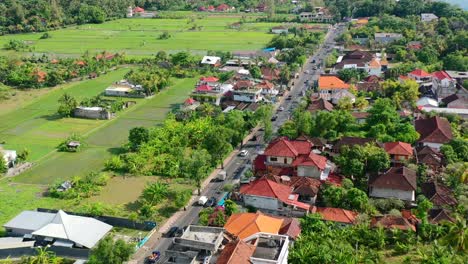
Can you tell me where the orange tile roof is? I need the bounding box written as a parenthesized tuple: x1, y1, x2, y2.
(312, 207, 357, 224)
(318, 76, 349, 90)
(217, 239, 256, 264)
(383, 141, 413, 156)
(224, 212, 283, 239)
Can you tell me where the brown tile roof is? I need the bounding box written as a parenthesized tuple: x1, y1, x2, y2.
(234, 80, 253, 90)
(351, 112, 370, 119)
(428, 209, 455, 224)
(371, 215, 416, 231)
(307, 98, 334, 112)
(334, 50, 374, 69)
(312, 207, 358, 224)
(289, 176, 321, 197)
(217, 239, 256, 264)
(415, 116, 453, 144)
(369, 167, 417, 191)
(383, 141, 413, 156)
(421, 181, 458, 207)
(261, 67, 280, 80)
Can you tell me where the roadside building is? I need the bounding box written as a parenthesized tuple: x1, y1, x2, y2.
(317, 76, 349, 101)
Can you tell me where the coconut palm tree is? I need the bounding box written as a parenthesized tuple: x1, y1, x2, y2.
(441, 217, 468, 252)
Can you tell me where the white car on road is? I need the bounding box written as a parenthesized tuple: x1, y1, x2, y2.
(239, 150, 249, 157)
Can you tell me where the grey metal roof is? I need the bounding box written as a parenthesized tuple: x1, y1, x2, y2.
(4, 210, 112, 249)
(3, 210, 55, 231)
(32, 210, 112, 248)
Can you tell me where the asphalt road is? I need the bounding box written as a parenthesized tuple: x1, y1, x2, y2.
(140, 23, 347, 262)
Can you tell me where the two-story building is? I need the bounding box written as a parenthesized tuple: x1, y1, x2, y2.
(263, 137, 330, 180)
(432, 71, 457, 99)
(317, 76, 350, 101)
(239, 178, 310, 216)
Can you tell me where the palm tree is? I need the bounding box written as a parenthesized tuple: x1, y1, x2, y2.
(441, 217, 468, 252)
(141, 182, 169, 206)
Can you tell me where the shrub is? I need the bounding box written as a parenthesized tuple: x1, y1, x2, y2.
(40, 32, 51, 39)
(4, 39, 28, 51)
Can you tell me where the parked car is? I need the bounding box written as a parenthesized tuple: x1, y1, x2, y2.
(239, 149, 249, 157)
(198, 196, 208, 206)
(166, 226, 179, 238)
(205, 197, 217, 207)
(145, 251, 161, 264)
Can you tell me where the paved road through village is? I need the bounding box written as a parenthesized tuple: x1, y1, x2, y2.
(133, 22, 347, 264)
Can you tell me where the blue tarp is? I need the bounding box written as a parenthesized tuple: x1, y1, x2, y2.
(263, 47, 276, 52)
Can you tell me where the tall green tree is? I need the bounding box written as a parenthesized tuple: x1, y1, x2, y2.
(88, 236, 134, 264)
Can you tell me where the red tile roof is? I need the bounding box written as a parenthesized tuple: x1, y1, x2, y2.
(216, 4, 230, 11)
(369, 167, 417, 191)
(185, 98, 196, 105)
(432, 71, 452, 81)
(253, 155, 267, 172)
(409, 69, 431, 77)
(312, 207, 358, 224)
(234, 80, 253, 90)
(261, 67, 280, 80)
(256, 80, 274, 89)
(383, 142, 413, 156)
(351, 112, 369, 119)
(75, 60, 86, 66)
(200, 76, 219, 82)
(240, 178, 310, 210)
(217, 239, 256, 264)
(264, 137, 312, 158)
(196, 84, 213, 92)
(415, 116, 453, 144)
(292, 153, 327, 170)
(134, 6, 144, 13)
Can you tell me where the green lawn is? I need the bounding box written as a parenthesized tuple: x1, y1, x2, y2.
(12, 77, 197, 184)
(0, 181, 69, 231)
(0, 15, 282, 57)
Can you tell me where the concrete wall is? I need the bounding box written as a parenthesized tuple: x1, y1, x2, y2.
(422, 142, 443, 150)
(297, 166, 321, 178)
(73, 108, 111, 120)
(244, 195, 279, 211)
(233, 93, 263, 103)
(370, 187, 415, 201)
(266, 156, 293, 165)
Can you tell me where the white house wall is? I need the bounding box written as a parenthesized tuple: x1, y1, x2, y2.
(370, 187, 415, 201)
(244, 195, 279, 211)
(297, 166, 321, 178)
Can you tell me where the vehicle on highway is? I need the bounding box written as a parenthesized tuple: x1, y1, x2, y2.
(198, 196, 208, 206)
(271, 115, 278, 121)
(312, 59, 316, 63)
(166, 226, 179, 238)
(239, 149, 249, 157)
(278, 106, 285, 111)
(312, 66, 317, 70)
(205, 196, 217, 207)
(145, 251, 161, 264)
(217, 170, 227, 181)
(304, 70, 310, 74)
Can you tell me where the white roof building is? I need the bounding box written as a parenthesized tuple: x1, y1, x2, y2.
(421, 13, 439, 22)
(201, 56, 221, 65)
(417, 97, 439, 107)
(4, 210, 112, 249)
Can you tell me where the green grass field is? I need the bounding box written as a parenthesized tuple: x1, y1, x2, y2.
(0, 15, 282, 57)
(0, 69, 131, 161)
(12, 77, 197, 184)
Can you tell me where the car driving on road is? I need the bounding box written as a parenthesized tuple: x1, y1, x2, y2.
(239, 149, 249, 157)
